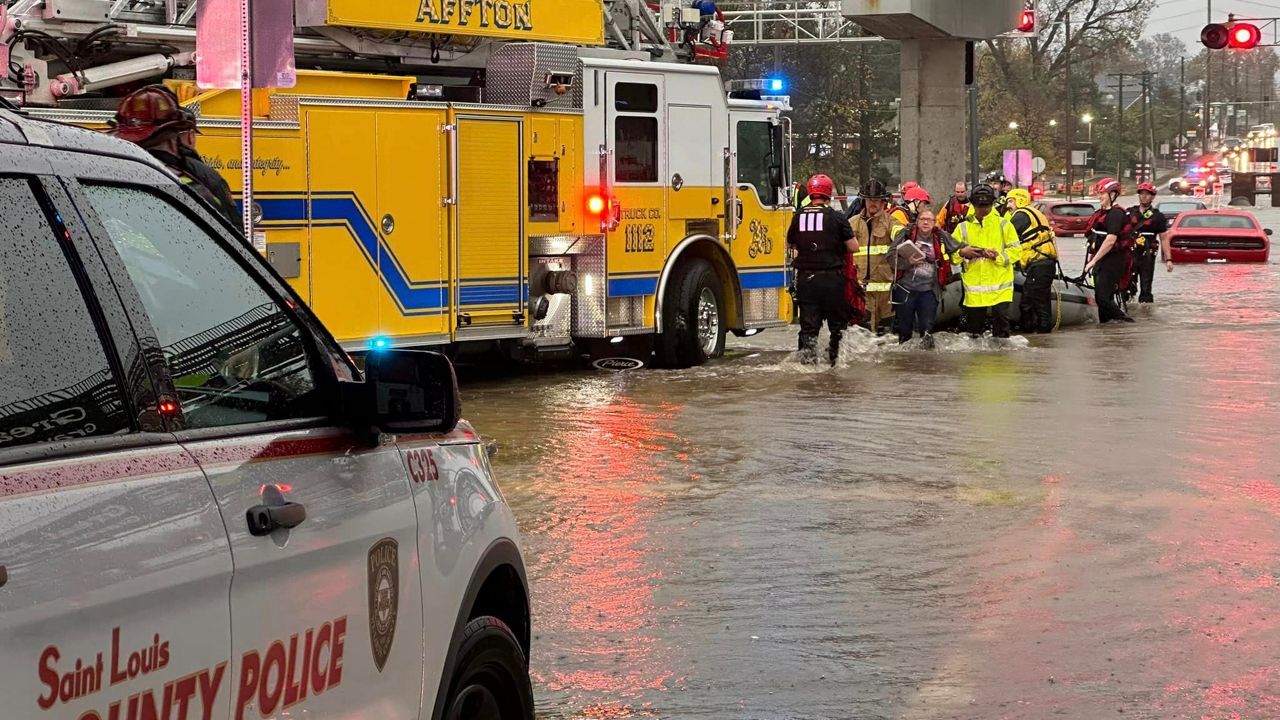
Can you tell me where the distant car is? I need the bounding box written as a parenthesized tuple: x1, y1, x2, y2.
(1169, 177, 1193, 195)
(1036, 201, 1098, 237)
(1157, 200, 1208, 222)
(1168, 210, 1272, 263)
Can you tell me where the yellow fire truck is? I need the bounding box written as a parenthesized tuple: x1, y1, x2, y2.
(4, 0, 794, 367)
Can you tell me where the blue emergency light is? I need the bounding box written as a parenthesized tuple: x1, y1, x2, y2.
(768, 78, 785, 93)
(369, 335, 391, 351)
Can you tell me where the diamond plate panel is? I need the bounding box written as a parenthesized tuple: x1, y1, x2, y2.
(486, 43, 581, 109)
(607, 297, 644, 327)
(570, 238, 607, 336)
(743, 288, 779, 324)
(269, 94, 300, 122)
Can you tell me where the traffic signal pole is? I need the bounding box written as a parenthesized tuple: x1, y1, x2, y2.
(1204, 0, 1212, 154)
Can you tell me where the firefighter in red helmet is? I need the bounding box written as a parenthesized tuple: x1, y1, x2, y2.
(1129, 181, 1172, 303)
(109, 85, 240, 227)
(787, 174, 858, 365)
(1083, 177, 1135, 323)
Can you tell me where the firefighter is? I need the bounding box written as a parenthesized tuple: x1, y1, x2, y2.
(889, 182, 915, 226)
(1130, 182, 1173, 303)
(900, 185, 931, 224)
(787, 174, 858, 365)
(1083, 177, 1134, 323)
(936, 182, 970, 234)
(951, 185, 1021, 338)
(1006, 188, 1058, 333)
(850, 179, 904, 334)
(109, 85, 240, 227)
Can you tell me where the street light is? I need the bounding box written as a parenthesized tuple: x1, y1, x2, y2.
(1009, 121, 1020, 131)
(1082, 113, 1093, 143)
(1049, 119, 1058, 127)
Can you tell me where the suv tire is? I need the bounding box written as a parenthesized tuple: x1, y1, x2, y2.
(443, 616, 534, 720)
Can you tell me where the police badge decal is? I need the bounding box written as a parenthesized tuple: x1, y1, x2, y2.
(367, 538, 399, 672)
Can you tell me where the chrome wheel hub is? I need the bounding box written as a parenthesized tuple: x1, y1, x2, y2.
(697, 287, 720, 355)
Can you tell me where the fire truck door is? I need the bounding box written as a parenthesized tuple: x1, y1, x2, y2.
(667, 105, 714, 222)
(452, 116, 525, 331)
(606, 72, 666, 281)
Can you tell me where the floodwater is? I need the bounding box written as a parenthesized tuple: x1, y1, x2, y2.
(462, 201, 1280, 719)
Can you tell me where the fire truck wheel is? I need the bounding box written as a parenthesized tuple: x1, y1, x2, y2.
(656, 258, 725, 367)
(443, 616, 534, 720)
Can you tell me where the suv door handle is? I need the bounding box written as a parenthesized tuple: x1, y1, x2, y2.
(246, 501, 306, 536)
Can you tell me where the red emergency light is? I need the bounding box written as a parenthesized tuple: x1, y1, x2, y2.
(586, 194, 606, 215)
(1017, 10, 1035, 33)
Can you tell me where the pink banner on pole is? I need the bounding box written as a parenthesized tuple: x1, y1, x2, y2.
(197, 0, 296, 90)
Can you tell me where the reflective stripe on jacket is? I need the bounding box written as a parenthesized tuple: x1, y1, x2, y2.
(953, 212, 1022, 307)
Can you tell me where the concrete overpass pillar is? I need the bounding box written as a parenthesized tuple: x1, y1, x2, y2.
(898, 39, 967, 204)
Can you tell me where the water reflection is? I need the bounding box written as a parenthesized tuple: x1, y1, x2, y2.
(458, 205, 1280, 719)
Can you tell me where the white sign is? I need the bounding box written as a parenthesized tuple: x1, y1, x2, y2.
(1031, 156, 1046, 174)
(1194, 186, 1206, 199)
(1213, 182, 1225, 196)
(1071, 150, 1089, 167)
(1160, 143, 1171, 155)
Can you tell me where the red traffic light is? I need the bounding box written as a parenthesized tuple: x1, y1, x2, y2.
(1203, 21, 1263, 50)
(1017, 10, 1035, 33)
(1229, 22, 1261, 49)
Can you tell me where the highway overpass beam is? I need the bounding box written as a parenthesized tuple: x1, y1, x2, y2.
(842, 0, 1021, 200)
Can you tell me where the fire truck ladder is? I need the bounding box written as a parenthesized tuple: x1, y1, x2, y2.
(717, 0, 876, 45)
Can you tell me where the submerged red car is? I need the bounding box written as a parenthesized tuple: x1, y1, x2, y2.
(1168, 210, 1272, 263)
(1036, 201, 1098, 237)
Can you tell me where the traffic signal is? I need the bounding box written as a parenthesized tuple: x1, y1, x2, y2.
(1229, 22, 1261, 49)
(1202, 21, 1262, 50)
(1017, 9, 1035, 34)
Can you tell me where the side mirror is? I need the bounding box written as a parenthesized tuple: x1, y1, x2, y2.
(1266, 228, 1274, 236)
(349, 349, 461, 434)
(768, 164, 783, 189)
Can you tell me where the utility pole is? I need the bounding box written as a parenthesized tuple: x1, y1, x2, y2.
(1141, 72, 1150, 180)
(857, 44, 871, 183)
(966, 41, 979, 188)
(1179, 56, 1186, 161)
(1109, 72, 1129, 179)
(1204, 0, 1212, 154)
(1065, 13, 1074, 199)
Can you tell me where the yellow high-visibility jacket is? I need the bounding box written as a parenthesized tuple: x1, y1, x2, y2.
(951, 211, 1022, 307)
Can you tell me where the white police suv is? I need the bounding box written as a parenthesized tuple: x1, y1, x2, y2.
(0, 109, 532, 720)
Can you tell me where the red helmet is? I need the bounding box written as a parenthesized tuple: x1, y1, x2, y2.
(902, 181, 920, 193)
(1136, 182, 1157, 195)
(904, 186, 932, 204)
(1093, 177, 1122, 196)
(806, 174, 835, 200)
(109, 86, 194, 146)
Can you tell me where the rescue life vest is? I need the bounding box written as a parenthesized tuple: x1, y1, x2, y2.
(1086, 206, 1139, 255)
(1087, 206, 1138, 293)
(942, 198, 969, 232)
(1129, 205, 1164, 255)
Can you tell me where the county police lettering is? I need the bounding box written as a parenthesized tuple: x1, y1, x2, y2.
(788, 205, 853, 270)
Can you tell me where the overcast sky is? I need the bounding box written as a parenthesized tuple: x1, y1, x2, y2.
(1149, 0, 1280, 51)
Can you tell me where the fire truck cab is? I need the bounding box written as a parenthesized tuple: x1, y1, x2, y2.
(4, 0, 795, 368)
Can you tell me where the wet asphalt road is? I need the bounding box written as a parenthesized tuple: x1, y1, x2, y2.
(463, 200, 1280, 719)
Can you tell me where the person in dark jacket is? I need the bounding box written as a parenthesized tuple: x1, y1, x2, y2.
(788, 174, 858, 365)
(110, 85, 240, 228)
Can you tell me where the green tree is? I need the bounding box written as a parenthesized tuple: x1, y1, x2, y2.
(727, 39, 902, 191)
